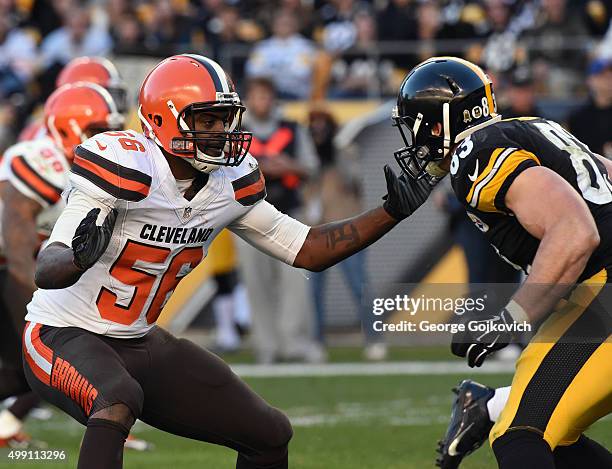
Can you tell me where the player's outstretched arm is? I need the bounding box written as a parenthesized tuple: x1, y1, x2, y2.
(293, 165, 436, 271)
(293, 206, 397, 272)
(36, 208, 117, 289)
(1, 183, 43, 293)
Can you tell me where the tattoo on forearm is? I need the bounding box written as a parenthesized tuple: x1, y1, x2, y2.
(322, 222, 361, 250)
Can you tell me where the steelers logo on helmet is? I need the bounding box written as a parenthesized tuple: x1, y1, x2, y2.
(392, 57, 501, 180)
(138, 54, 252, 174)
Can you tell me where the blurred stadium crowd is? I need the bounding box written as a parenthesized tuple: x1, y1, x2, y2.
(0, 0, 610, 108)
(0, 0, 611, 363)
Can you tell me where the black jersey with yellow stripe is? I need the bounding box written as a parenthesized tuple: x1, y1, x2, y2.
(450, 117, 612, 280)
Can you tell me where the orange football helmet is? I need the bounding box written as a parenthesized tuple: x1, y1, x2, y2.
(45, 83, 124, 160)
(138, 54, 252, 173)
(56, 57, 128, 112)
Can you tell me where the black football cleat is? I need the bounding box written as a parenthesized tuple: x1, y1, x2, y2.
(435, 380, 495, 469)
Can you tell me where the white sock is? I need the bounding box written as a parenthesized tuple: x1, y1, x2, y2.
(0, 409, 22, 439)
(213, 294, 240, 349)
(486, 386, 511, 423)
(232, 284, 251, 328)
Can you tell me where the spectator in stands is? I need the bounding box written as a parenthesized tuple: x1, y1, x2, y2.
(208, 230, 252, 354)
(141, 0, 192, 50)
(524, 0, 588, 96)
(112, 13, 145, 55)
(237, 77, 322, 364)
(0, 16, 36, 99)
(584, 0, 612, 36)
(254, 0, 315, 39)
(280, 0, 316, 38)
(193, 0, 225, 40)
(106, 0, 130, 27)
(479, 0, 517, 72)
(41, 6, 113, 67)
(199, 4, 261, 84)
(404, 1, 477, 69)
(318, 0, 360, 27)
(39, 6, 112, 96)
(327, 9, 395, 98)
(499, 66, 541, 119)
(319, 0, 360, 53)
(307, 108, 385, 360)
(567, 57, 612, 158)
(377, 0, 416, 43)
(27, 0, 71, 39)
(246, 9, 316, 99)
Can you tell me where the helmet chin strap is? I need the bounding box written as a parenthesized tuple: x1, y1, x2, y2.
(425, 161, 449, 178)
(191, 146, 222, 173)
(69, 118, 86, 143)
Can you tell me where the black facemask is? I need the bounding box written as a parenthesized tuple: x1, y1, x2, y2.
(392, 112, 445, 181)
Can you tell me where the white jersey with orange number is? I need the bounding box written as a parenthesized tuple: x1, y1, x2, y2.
(0, 136, 69, 251)
(25, 130, 310, 338)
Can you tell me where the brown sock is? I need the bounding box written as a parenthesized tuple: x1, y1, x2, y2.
(78, 418, 129, 469)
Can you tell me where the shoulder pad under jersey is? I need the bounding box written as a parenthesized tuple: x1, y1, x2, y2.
(223, 153, 266, 206)
(5, 137, 69, 207)
(71, 130, 154, 204)
(451, 131, 540, 214)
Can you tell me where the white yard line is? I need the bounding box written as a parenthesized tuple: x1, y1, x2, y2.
(231, 361, 515, 378)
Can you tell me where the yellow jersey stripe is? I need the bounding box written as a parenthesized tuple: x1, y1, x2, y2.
(501, 117, 539, 122)
(466, 147, 505, 203)
(474, 149, 541, 212)
(469, 147, 517, 209)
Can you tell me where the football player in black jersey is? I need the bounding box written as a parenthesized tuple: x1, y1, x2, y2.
(391, 57, 612, 469)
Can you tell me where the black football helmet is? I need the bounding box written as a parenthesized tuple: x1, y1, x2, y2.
(393, 57, 501, 180)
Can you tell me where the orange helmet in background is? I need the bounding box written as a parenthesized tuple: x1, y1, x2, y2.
(138, 54, 251, 173)
(45, 83, 124, 160)
(57, 57, 128, 113)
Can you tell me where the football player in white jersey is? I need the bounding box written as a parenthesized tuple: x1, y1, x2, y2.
(22, 54, 435, 469)
(0, 82, 123, 447)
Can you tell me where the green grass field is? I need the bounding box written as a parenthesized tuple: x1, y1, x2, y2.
(2, 351, 611, 468)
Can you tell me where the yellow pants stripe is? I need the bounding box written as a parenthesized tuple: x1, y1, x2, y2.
(490, 269, 612, 449)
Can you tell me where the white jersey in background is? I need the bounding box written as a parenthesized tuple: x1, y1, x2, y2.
(26, 130, 310, 338)
(0, 135, 69, 253)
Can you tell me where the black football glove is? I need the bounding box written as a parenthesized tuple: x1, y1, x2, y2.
(72, 208, 118, 271)
(451, 308, 516, 368)
(382, 165, 437, 221)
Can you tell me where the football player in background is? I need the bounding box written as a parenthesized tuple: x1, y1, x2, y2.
(0, 83, 124, 447)
(18, 56, 128, 142)
(21, 54, 434, 469)
(391, 57, 611, 469)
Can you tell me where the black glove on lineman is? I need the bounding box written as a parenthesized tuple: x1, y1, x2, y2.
(451, 308, 516, 368)
(382, 165, 437, 221)
(72, 208, 118, 271)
